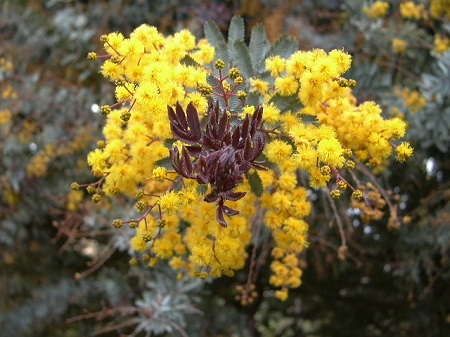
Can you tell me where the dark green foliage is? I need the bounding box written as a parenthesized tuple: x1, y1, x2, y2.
(249, 171, 264, 197)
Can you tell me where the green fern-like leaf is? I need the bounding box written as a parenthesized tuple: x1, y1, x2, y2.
(230, 40, 254, 79)
(249, 24, 270, 72)
(228, 16, 245, 43)
(267, 35, 298, 59)
(204, 21, 226, 47)
(245, 92, 263, 108)
(269, 93, 302, 113)
(181, 54, 202, 67)
(155, 157, 173, 170)
(249, 171, 264, 197)
(212, 42, 230, 78)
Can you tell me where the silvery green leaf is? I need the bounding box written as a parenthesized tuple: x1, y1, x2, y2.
(267, 35, 298, 59)
(230, 40, 254, 79)
(249, 24, 270, 71)
(204, 20, 226, 47)
(228, 16, 245, 43)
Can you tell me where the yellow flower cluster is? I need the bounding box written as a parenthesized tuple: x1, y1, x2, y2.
(352, 183, 386, 223)
(434, 34, 450, 54)
(0, 109, 12, 125)
(259, 49, 411, 176)
(363, 1, 390, 19)
(260, 168, 310, 297)
(400, 2, 428, 20)
(87, 26, 213, 196)
(429, 0, 450, 20)
(0, 175, 19, 206)
(85, 23, 413, 299)
(392, 38, 409, 54)
(67, 189, 84, 212)
(395, 87, 427, 112)
(128, 181, 254, 278)
(27, 144, 58, 178)
(27, 130, 94, 178)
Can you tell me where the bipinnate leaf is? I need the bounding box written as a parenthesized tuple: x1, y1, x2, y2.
(249, 24, 270, 71)
(213, 42, 230, 79)
(155, 156, 174, 170)
(228, 16, 245, 43)
(230, 40, 254, 79)
(269, 93, 302, 112)
(267, 35, 298, 59)
(204, 20, 226, 47)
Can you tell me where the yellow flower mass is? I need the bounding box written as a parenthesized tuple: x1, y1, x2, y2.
(363, 1, 390, 19)
(85, 22, 412, 299)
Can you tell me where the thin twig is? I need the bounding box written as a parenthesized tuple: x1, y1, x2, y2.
(325, 189, 347, 247)
(75, 237, 117, 279)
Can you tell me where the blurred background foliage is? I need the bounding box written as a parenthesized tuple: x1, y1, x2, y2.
(0, 0, 449, 336)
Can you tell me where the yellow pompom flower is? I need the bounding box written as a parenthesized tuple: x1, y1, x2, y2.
(396, 142, 413, 162)
(152, 167, 168, 180)
(328, 49, 352, 74)
(249, 78, 270, 95)
(434, 34, 450, 54)
(265, 210, 285, 230)
(274, 75, 299, 96)
(262, 102, 281, 124)
(265, 139, 293, 165)
(190, 243, 213, 267)
(317, 138, 345, 168)
(104, 32, 125, 54)
(275, 288, 289, 301)
(101, 60, 123, 81)
(266, 55, 286, 77)
(400, 2, 427, 20)
(0, 109, 12, 125)
(131, 236, 148, 252)
(190, 39, 215, 65)
(363, 1, 390, 19)
(392, 38, 408, 55)
(159, 191, 182, 214)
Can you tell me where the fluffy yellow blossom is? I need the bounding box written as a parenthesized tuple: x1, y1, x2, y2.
(363, 1, 390, 19)
(115, 84, 134, 101)
(85, 22, 412, 301)
(434, 34, 450, 54)
(152, 167, 168, 180)
(250, 78, 270, 95)
(101, 60, 123, 81)
(265, 210, 285, 230)
(130, 24, 164, 50)
(430, 0, 450, 20)
(190, 243, 213, 267)
(400, 2, 427, 20)
(274, 75, 299, 96)
(190, 39, 215, 65)
(0, 109, 12, 125)
(104, 32, 125, 54)
(159, 191, 183, 214)
(266, 55, 286, 77)
(396, 87, 427, 112)
(317, 138, 345, 168)
(396, 142, 414, 162)
(131, 236, 148, 252)
(392, 38, 408, 54)
(262, 102, 281, 124)
(275, 289, 289, 301)
(265, 140, 293, 165)
(277, 172, 297, 191)
(328, 49, 352, 74)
